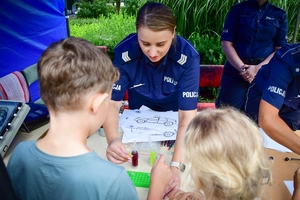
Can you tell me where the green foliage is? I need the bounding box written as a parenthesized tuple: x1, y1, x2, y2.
(69, 18, 100, 26)
(272, 0, 300, 42)
(155, 0, 300, 41)
(69, 14, 136, 59)
(70, 0, 300, 65)
(70, 16, 225, 64)
(122, 0, 147, 16)
(155, 0, 240, 39)
(199, 87, 220, 102)
(75, 0, 114, 18)
(188, 28, 225, 65)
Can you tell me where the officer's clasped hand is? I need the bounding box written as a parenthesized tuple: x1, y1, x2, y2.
(240, 65, 255, 83)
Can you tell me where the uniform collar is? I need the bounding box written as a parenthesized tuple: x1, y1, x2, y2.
(249, 0, 269, 10)
(144, 46, 172, 68)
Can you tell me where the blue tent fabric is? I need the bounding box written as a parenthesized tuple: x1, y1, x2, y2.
(0, 0, 67, 101)
(28, 80, 41, 103)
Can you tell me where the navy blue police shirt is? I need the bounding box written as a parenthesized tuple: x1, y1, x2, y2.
(112, 33, 200, 111)
(254, 43, 300, 111)
(221, 0, 287, 77)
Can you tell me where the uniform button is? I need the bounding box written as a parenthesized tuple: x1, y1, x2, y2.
(258, 20, 260, 23)
(155, 86, 158, 88)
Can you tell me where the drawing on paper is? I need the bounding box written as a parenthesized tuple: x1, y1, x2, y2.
(130, 126, 176, 137)
(134, 115, 177, 126)
(119, 110, 179, 143)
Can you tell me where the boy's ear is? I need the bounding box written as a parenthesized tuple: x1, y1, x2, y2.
(91, 93, 109, 114)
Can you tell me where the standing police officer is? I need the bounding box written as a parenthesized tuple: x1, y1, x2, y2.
(216, 0, 287, 109)
(102, 2, 200, 196)
(245, 43, 300, 154)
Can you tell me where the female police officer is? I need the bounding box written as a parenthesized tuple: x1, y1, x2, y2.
(102, 2, 200, 196)
(244, 43, 300, 155)
(216, 0, 287, 109)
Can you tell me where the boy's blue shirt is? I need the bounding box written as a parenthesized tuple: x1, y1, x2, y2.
(7, 141, 139, 200)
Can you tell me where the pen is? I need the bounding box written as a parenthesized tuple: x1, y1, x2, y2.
(284, 157, 300, 161)
(168, 141, 175, 150)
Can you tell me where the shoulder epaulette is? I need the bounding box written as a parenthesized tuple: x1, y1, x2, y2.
(168, 36, 198, 68)
(278, 43, 300, 76)
(170, 51, 192, 68)
(231, 0, 247, 9)
(117, 48, 141, 65)
(114, 34, 142, 65)
(270, 4, 286, 13)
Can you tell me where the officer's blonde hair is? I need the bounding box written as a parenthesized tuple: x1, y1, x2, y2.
(136, 2, 176, 33)
(38, 37, 119, 112)
(184, 108, 271, 199)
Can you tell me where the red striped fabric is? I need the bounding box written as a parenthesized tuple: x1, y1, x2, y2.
(0, 71, 30, 102)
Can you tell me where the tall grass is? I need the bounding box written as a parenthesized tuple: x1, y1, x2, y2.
(156, 0, 300, 41)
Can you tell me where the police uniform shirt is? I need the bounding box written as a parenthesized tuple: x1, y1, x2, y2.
(112, 33, 200, 111)
(255, 43, 300, 110)
(221, 0, 287, 76)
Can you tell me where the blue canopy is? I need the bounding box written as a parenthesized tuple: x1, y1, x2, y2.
(0, 0, 68, 101)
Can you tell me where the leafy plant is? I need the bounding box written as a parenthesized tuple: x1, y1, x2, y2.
(155, 0, 300, 41)
(75, 0, 114, 18)
(155, 0, 241, 39)
(121, 0, 147, 16)
(69, 13, 136, 59)
(188, 28, 225, 65)
(199, 87, 220, 102)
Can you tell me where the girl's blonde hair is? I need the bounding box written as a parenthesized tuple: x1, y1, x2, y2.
(184, 108, 271, 199)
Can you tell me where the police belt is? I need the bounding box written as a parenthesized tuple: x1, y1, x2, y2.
(241, 58, 266, 65)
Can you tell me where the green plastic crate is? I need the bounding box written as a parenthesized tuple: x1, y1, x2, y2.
(127, 171, 150, 188)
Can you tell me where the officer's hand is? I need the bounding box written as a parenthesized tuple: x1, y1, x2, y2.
(106, 138, 131, 164)
(240, 65, 256, 83)
(163, 166, 181, 199)
(246, 64, 259, 77)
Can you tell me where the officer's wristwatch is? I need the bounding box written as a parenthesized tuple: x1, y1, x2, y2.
(170, 161, 186, 172)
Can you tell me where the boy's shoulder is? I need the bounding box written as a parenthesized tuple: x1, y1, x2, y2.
(12, 140, 35, 153)
(7, 141, 35, 168)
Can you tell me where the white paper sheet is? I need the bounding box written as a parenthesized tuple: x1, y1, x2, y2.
(120, 109, 178, 143)
(284, 180, 294, 195)
(260, 128, 292, 153)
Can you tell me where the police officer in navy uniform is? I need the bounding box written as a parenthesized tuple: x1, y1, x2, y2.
(216, 0, 287, 109)
(111, 33, 199, 112)
(102, 2, 200, 197)
(244, 43, 300, 155)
